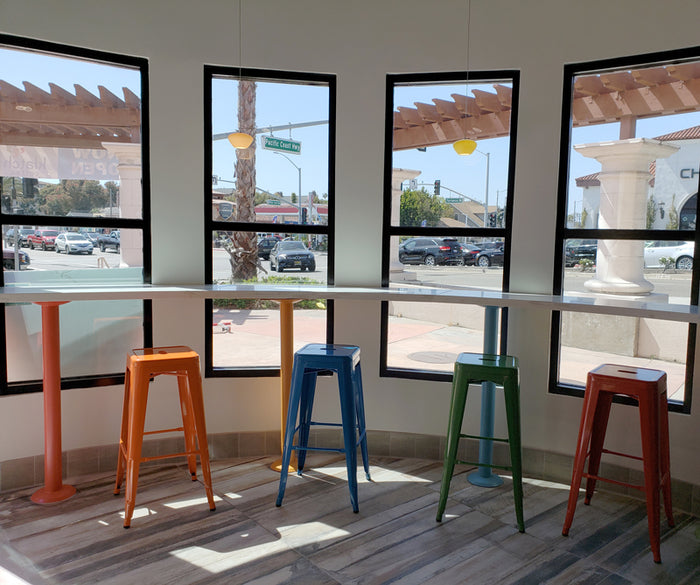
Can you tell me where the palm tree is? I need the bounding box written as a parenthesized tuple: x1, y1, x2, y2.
(229, 79, 258, 280)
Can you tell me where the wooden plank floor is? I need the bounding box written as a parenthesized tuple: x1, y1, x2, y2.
(1, 455, 698, 585)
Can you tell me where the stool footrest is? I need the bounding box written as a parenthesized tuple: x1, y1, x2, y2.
(599, 448, 643, 462)
(460, 432, 509, 444)
(457, 458, 513, 472)
(582, 472, 645, 492)
(141, 451, 203, 463)
(143, 427, 184, 436)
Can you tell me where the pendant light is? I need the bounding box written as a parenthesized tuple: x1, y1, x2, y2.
(453, 0, 477, 155)
(228, 0, 254, 149)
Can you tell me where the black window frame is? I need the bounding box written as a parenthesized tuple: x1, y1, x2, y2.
(551, 47, 700, 415)
(0, 33, 152, 396)
(203, 66, 336, 378)
(380, 70, 520, 381)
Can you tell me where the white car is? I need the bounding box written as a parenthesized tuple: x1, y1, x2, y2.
(644, 241, 693, 270)
(55, 232, 94, 255)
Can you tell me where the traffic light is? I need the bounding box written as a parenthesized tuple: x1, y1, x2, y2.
(434, 180, 441, 195)
(301, 208, 308, 224)
(488, 211, 497, 227)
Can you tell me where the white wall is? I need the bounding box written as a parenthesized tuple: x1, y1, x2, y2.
(1, 0, 699, 485)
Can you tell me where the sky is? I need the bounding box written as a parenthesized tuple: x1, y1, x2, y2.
(3, 45, 700, 214)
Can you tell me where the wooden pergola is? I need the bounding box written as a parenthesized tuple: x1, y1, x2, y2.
(0, 81, 140, 149)
(393, 62, 700, 150)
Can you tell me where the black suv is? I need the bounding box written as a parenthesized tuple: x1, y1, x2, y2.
(398, 237, 463, 266)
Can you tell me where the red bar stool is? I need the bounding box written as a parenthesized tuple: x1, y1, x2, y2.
(114, 346, 216, 527)
(562, 364, 674, 563)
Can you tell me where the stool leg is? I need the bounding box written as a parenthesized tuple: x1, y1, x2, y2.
(185, 366, 216, 513)
(563, 381, 599, 536)
(353, 361, 371, 481)
(297, 370, 317, 474)
(658, 392, 674, 527)
(114, 364, 131, 495)
(338, 363, 360, 512)
(177, 371, 198, 480)
(436, 366, 470, 522)
(638, 391, 662, 563)
(123, 369, 149, 528)
(276, 364, 304, 507)
(504, 376, 524, 533)
(584, 391, 613, 505)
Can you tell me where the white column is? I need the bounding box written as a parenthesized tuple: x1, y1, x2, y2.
(101, 142, 142, 267)
(575, 138, 678, 296)
(390, 168, 421, 281)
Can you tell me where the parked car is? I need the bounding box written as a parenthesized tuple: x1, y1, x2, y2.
(55, 232, 94, 255)
(565, 239, 597, 266)
(475, 242, 505, 267)
(269, 239, 316, 272)
(459, 243, 482, 266)
(644, 241, 693, 270)
(97, 231, 120, 252)
(5, 228, 34, 247)
(258, 235, 282, 260)
(2, 248, 30, 270)
(398, 237, 463, 266)
(27, 229, 59, 250)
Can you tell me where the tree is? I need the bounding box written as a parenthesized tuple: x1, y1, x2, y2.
(399, 188, 451, 227)
(646, 193, 657, 229)
(229, 79, 258, 281)
(37, 180, 108, 215)
(666, 194, 679, 230)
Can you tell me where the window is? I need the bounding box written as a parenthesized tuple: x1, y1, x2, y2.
(382, 71, 519, 379)
(204, 67, 335, 376)
(552, 48, 700, 413)
(0, 35, 150, 395)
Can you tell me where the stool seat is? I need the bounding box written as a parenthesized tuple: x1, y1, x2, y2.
(436, 352, 524, 532)
(562, 364, 673, 563)
(276, 343, 370, 512)
(114, 345, 215, 528)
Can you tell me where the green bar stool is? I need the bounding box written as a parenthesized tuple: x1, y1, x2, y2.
(436, 352, 524, 532)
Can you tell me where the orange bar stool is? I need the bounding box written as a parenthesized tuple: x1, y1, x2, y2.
(114, 346, 216, 528)
(562, 364, 674, 563)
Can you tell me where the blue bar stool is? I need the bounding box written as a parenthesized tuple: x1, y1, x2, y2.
(276, 343, 371, 512)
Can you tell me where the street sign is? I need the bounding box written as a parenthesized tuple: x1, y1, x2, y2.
(445, 198, 461, 203)
(261, 135, 301, 154)
(267, 199, 281, 205)
(219, 201, 233, 219)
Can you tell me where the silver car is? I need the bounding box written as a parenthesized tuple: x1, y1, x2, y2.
(644, 241, 693, 270)
(55, 232, 94, 255)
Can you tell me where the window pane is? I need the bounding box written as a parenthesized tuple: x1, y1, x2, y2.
(558, 312, 688, 404)
(211, 75, 330, 228)
(386, 301, 488, 373)
(389, 235, 503, 290)
(563, 238, 693, 301)
(0, 47, 142, 219)
(566, 62, 700, 233)
(391, 80, 512, 229)
(6, 300, 143, 382)
(213, 231, 326, 284)
(3, 225, 142, 285)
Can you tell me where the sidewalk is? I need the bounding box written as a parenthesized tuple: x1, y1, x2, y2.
(212, 308, 686, 401)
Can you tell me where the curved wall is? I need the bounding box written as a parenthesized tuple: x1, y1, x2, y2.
(1, 0, 699, 492)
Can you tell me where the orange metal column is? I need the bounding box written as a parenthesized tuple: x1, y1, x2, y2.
(31, 301, 76, 504)
(271, 299, 298, 472)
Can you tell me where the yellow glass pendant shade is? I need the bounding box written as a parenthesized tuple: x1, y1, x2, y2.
(453, 138, 477, 155)
(228, 132, 254, 149)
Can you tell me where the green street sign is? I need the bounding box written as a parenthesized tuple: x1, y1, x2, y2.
(267, 199, 281, 205)
(261, 135, 302, 154)
(445, 198, 461, 203)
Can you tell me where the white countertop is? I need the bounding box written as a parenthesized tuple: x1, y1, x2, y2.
(1, 283, 698, 323)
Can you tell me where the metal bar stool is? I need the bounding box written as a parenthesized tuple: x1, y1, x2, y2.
(562, 364, 674, 563)
(114, 346, 216, 527)
(436, 352, 524, 533)
(276, 343, 370, 513)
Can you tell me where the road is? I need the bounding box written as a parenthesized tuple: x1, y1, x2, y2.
(13, 247, 692, 302)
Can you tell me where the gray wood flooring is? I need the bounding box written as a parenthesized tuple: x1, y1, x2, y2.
(0, 455, 698, 584)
